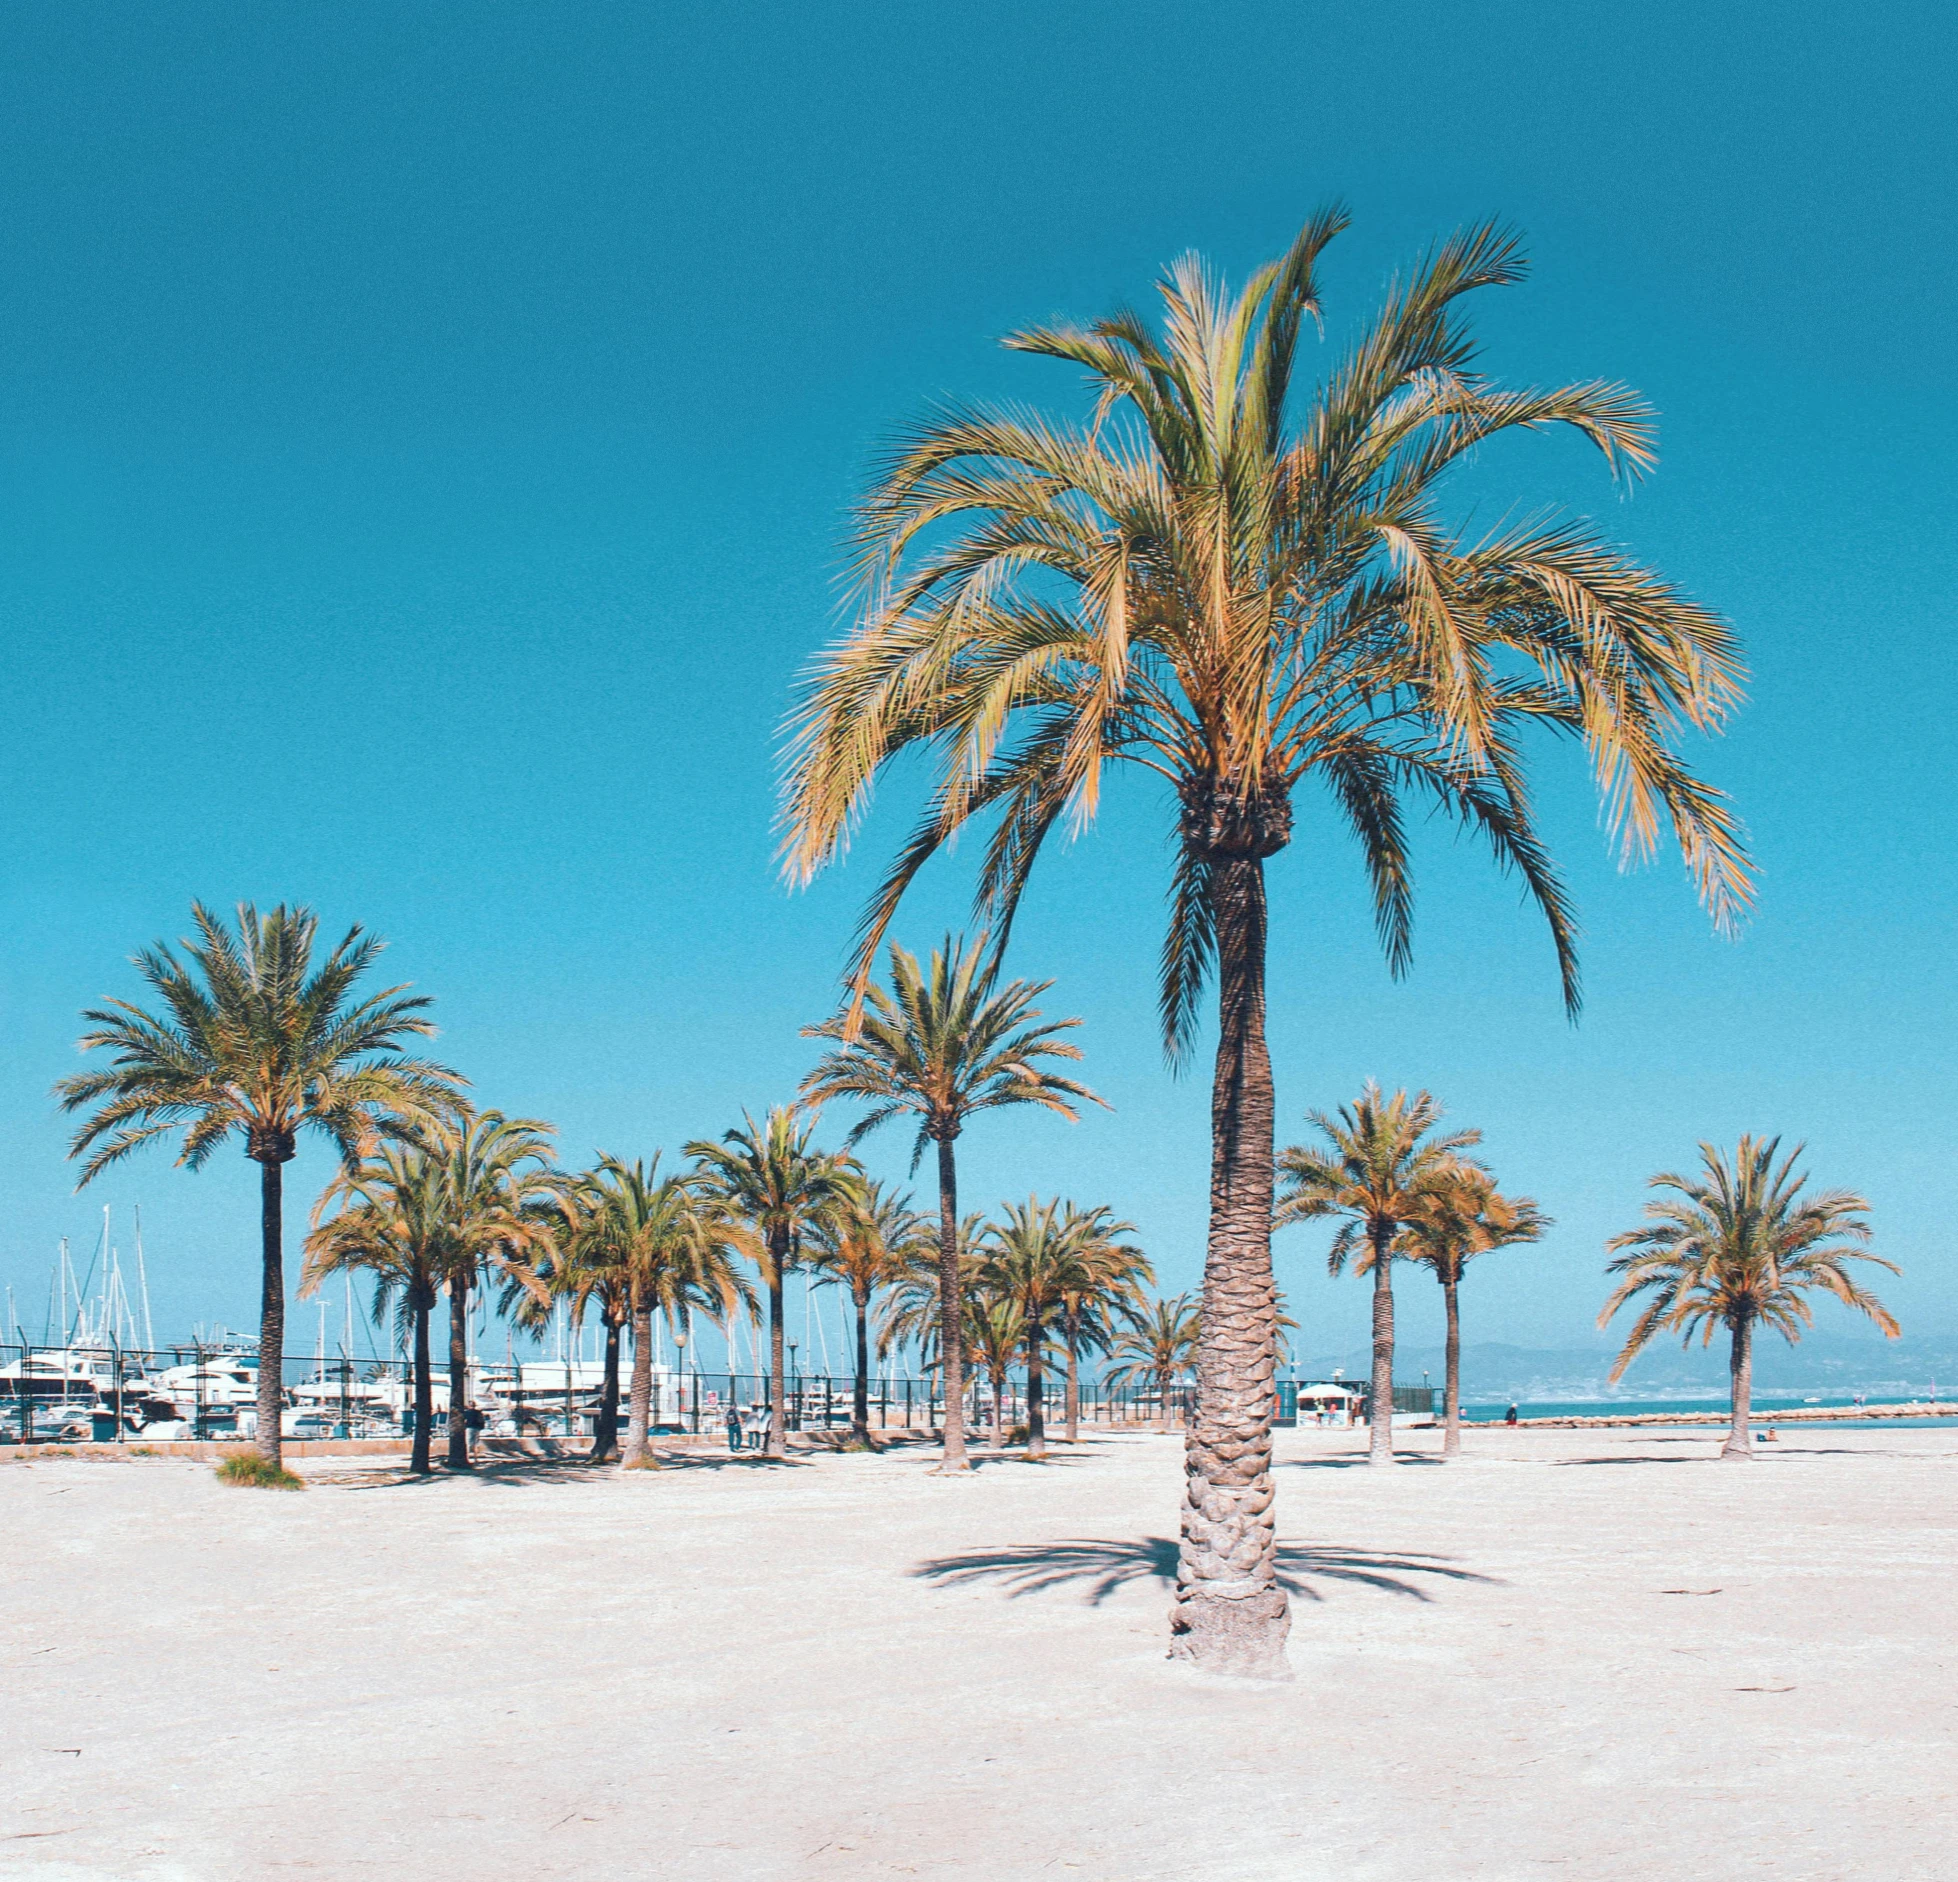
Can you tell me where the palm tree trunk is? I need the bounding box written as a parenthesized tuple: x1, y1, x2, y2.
(766, 1227, 788, 1459)
(1442, 1275, 1462, 1459)
(591, 1314, 622, 1461)
(1064, 1320, 1080, 1445)
(1026, 1314, 1047, 1458)
(410, 1292, 432, 1474)
(852, 1290, 870, 1439)
(991, 1365, 1007, 1447)
(446, 1276, 469, 1469)
(1723, 1313, 1754, 1459)
(1368, 1222, 1396, 1466)
(1170, 842, 1290, 1678)
(625, 1304, 653, 1463)
(254, 1156, 286, 1467)
(934, 1132, 969, 1471)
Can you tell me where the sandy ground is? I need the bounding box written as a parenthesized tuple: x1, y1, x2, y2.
(3, 1424, 1954, 1882)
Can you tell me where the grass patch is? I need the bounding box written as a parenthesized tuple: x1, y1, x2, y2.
(129, 1445, 157, 1457)
(216, 1452, 306, 1491)
(623, 1454, 663, 1471)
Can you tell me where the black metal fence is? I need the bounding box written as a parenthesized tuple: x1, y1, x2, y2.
(1, 1339, 1439, 1447)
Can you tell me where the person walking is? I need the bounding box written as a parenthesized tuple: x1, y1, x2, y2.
(725, 1403, 743, 1454)
(753, 1403, 773, 1454)
(464, 1400, 486, 1460)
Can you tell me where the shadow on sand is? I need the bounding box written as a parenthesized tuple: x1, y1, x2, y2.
(912, 1534, 1497, 1606)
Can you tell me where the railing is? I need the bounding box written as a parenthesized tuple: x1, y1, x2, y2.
(4, 1340, 1431, 1446)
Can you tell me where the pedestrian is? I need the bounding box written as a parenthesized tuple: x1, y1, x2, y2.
(725, 1404, 742, 1454)
(753, 1403, 773, 1453)
(1504, 1403, 1518, 1427)
(465, 1401, 486, 1459)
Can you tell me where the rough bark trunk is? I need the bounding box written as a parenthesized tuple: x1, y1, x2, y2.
(1170, 845, 1290, 1677)
(625, 1305, 654, 1463)
(990, 1366, 1007, 1447)
(1064, 1318, 1080, 1445)
(934, 1133, 969, 1471)
(1026, 1312, 1047, 1459)
(766, 1227, 788, 1459)
(1367, 1221, 1396, 1466)
(1442, 1275, 1462, 1459)
(410, 1291, 432, 1474)
(591, 1313, 622, 1461)
(254, 1156, 286, 1466)
(446, 1274, 469, 1469)
(852, 1290, 870, 1439)
(1723, 1313, 1754, 1459)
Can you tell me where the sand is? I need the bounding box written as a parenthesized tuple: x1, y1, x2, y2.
(3, 1423, 1954, 1882)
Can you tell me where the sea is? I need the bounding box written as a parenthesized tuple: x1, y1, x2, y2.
(1460, 1393, 1958, 1429)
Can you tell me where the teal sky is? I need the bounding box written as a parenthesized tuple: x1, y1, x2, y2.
(2, 3, 1952, 1374)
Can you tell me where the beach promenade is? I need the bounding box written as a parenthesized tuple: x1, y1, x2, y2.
(4, 1426, 1951, 1881)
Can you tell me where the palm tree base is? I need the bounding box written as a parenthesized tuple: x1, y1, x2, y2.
(1720, 1440, 1754, 1459)
(1166, 1587, 1292, 1679)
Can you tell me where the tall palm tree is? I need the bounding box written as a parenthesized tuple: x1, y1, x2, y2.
(965, 1292, 1026, 1449)
(980, 1198, 1072, 1458)
(55, 902, 460, 1466)
(1105, 1294, 1200, 1431)
(781, 216, 1750, 1672)
(1601, 1137, 1898, 1459)
(801, 935, 1102, 1472)
(805, 1177, 929, 1441)
(549, 1156, 751, 1463)
(1053, 1203, 1152, 1444)
(429, 1109, 560, 1468)
(687, 1109, 854, 1460)
(1276, 1083, 1480, 1465)
(302, 1141, 450, 1472)
(876, 1212, 986, 1431)
(1399, 1170, 1549, 1457)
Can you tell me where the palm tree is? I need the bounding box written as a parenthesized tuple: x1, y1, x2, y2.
(1105, 1294, 1200, 1431)
(55, 902, 460, 1466)
(1277, 1083, 1480, 1465)
(801, 935, 1103, 1472)
(876, 1212, 986, 1430)
(429, 1109, 559, 1468)
(805, 1177, 929, 1441)
(781, 217, 1751, 1672)
(561, 1156, 752, 1464)
(687, 1109, 854, 1460)
(1601, 1137, 1898, 1459)
(1053, 1204, 1152, 1444)
(1399, 1170, 1549, 1457)
(965, 1292, 1026, 1448)
(302, 1141, 450, 1472)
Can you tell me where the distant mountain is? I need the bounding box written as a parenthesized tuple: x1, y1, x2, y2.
(1290, 1334, 1958, 1403)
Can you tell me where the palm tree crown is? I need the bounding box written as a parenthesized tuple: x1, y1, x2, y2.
(801, 935, 1100, 1161)
(56, 901, 459, 1178)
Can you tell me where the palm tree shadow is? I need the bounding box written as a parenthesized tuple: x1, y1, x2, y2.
(912, 1535, 1497, 1606)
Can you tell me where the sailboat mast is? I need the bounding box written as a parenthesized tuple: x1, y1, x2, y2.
(135, 1206, 156, 1355)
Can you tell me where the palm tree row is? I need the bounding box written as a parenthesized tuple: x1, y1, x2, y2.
(54, 904, 1142, 1473)
(1278, 1082, 1899, 1468)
